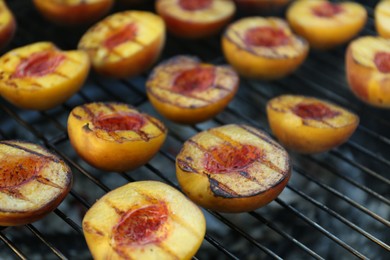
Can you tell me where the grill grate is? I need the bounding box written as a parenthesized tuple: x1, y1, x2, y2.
(1, 1, 389, 259)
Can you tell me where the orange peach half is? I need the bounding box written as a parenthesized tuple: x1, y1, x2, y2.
(375, 1, 390, 39)
(222, 17, 308, 80)
(156, 0, 235, 39)
(266, 95, 359, 154)
(78, 11, 165, 78)
(67, 102, 167, 172)
(0, 0, 16, 50)
(346, 36, 390, 108)
(33, 0, 113, 26)
(286, 0, 367, 50)
(146, 55, 239, 124)
(0, 42, 90, 110)
(0, 140, 72, 226)
(176, 124, 291, 213)
(83, 181, 206, 260)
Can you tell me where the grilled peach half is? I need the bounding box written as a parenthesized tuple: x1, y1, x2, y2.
(0, 0, 16, 50)
(0, 140, 72, 226)
(286, 0, 367, 50)
(375, 0, 390, 38)
(147, 56, 239, 124)
(67, 102, 167, 172)
(0, 42, 90, 110)
(176, 124, 291, 213)
(83, 181, 206, 260)
(233, 0, 291, 15)
(346, 36, 390, 108)
(156, 0, 235, 39)
(267, 95, 359, 154)
(78, 11, 165, 78)
(222, 17, 308, 80)
(33, 0, 113, 26)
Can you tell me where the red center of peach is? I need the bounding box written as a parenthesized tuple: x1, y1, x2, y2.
(93, 113, 145, 132)
(12, 51, 65, 78)
(293, 102, 340, 120)
(312, 3, 344, 17)
(205, 144, 262, 173)
(104, 23, 137, 49)
(244, 27, 290, 47)
(0, 156, 45, 188)
(374, 52, 390, 73)
(179, 0, 212, 10)
(112, 203, 169, 246)
(173, 67, 215, 93)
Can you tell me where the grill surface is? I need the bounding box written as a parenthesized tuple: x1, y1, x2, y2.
(0, 1, 389, 259)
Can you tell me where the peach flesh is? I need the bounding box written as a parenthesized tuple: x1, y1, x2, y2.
(178, 0, 212, 11)
(112, 203, 168, 246)
(311, 2, 344, 17)
(244, 27, 290, 47)
(374, 52, 390, 73)
(92, 113, 145, 132)
(292, 103, 340, 120)
(172, 67, 215, 93)
(12, 51, 65, 78)
(204, 144, 262, 173)
(104, 23, 138, 49)
(0, 156, 45, 188)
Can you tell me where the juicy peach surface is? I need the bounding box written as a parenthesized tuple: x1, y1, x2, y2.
(222, 17, 308, 80)
(146, 55, 239, 124)
(176, 124, 291, 213)
(67, 102, 167, 172)
(156, 0, 235, 39)
(0, 42, 90, 110)
(346, 36, 390, 108)
(286, 0, 367, 50)
(0, 140, 72, 226)
(267, 95, 359, 154)
(33, 0, 113, 26)
(375, 0, 390, 38)
(83, 181, 206, 260)
(78, 11, 165, 78)
(0, 0, 16, 50)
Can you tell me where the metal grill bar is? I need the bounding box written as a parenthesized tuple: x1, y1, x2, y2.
(0, 232, 27, 260)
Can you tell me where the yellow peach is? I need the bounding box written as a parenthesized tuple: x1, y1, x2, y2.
(78, 11, 165, 78)
(176, 124, 291, 213)
(33, 0, 113, 26)
(0, 140, 72, 226)
(83, 181, 206, 260)
(146, 55, 239, 124)
(376, 1, 390, 38)
(267, 95, 359, 154)
(156, 0, 235, 39)
(0, 42, 90, 110)
(67, 102, 167, 172)
(287, 0, 367, 50)
(222, 16, 308, 80)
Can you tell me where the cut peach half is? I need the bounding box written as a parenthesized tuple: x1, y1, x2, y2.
(78, 11, 165, 78)
(375, 0, 390, 38)
(0, 42, 90, 110)
(176, 124, 291, 213)
(156, 0, 235, 39)
(0, 140, 72, 226)
(0, 0, 16, 50)
(67, 102, 167, 172)
(222, 17, 309, 80)
(83, 181, 206, 259)
(346, 36, 390, 108)
(33, 0, 113, 26)
(286, 0, 367, 50)
(146, 55, 239, 124)
(267, 95, 359, 154)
